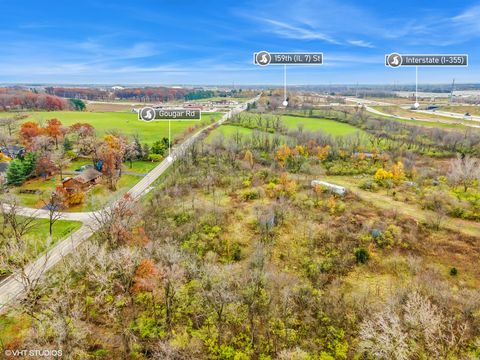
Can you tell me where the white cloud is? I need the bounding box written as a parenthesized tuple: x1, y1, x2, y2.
(261, 18, 340, 44)
(348, 40, 375, 48)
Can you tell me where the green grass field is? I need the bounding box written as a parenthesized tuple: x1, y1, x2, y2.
(0, 216, 82, 259)
(4, 111, 223, 144)
(281, 115, 363, 136)
(206, 124, 287, 144)
(67, 158, 158, 174)
(209, 124, 256, 138)
(122, 160, 159, 174)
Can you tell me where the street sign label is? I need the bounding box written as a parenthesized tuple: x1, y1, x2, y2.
(139, 107, 202, 121)
(386, 53, 468, 67)
(254, 51, 323, 66)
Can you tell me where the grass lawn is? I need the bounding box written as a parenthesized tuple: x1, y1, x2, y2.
(66, 158, 92, 172)
(209, 124, 255, 139)
(281, 115, 363, 136)
(0, 216, 82, 260)
(122, 160, 159, 174)
(206, 124, 287, 144)
(11, 177, 59, 208)
(4, 111, 224, 145)
(67, 159, 158, 174)
(24, 218, 82, 248)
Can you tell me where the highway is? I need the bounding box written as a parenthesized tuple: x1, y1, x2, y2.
(345, 97, 480, 128)
(0, 96, 259, 312)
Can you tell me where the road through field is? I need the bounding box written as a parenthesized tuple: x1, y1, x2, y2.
(345, 97, 480, 129)
(0, 97, 259, 312)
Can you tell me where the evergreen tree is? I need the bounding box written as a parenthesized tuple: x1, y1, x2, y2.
(6, 159, 26, 185)
(69, 98, 86, 111)
(22, 152, 37, 178)
(63, 137, 73, 151)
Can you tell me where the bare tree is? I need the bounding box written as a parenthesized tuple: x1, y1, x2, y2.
(0, 196, 51, 319)
(448, 154, 480, 192)
(52, 150, 71, 181)
(200, 263, 238, 344)
(0, 117, 19, 137)
(359, 291, 469, 359)
(0, 194, 37, 243)
(42, 192, 63, 236)
(90, 193, 140, 248)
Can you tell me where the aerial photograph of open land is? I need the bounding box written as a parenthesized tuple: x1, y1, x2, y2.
(1, 1, 480, 359)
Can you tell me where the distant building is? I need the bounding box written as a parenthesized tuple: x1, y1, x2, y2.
(0, 146, 26, 159)
(311, 180, 347, 196)
(62, 168, 102, 192)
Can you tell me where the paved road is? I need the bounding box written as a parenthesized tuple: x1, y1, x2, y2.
(413, 108, 480, 123)
(0, 97, 259, 312)
(345, 97, 480, 129)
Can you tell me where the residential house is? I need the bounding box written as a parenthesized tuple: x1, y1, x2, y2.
(0, 145, 26, 159)
(62, 168, 102, 192)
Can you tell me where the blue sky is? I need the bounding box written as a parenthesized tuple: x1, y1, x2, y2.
(1, 0, 479, 85)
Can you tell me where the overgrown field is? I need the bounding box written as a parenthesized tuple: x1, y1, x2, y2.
(2, 125, 479, 359)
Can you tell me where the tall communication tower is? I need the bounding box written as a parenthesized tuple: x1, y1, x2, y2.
(449, 79, 455, 103)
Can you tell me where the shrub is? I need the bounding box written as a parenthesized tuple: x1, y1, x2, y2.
(374, 168, 394, 186)
(450, 267, 458, 276)
(241, 188, 260, 201)
(148, 153, 163, 162)
(360, 180, 378, 191)
(355, 248, 370, 264)
(232, 243, 242, 261)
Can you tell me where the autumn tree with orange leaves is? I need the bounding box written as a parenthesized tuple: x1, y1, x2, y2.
(45, 118, 63, 149)
(98, 134, 126, 190)
(19, 121, 43, 146)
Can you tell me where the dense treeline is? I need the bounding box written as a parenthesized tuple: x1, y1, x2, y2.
(45, 87, 109, 100)
(45, 87, 254, 102)
(0, 89, 69, 111)
(185, 90, 215, 101)
(115, 87, 187, 102)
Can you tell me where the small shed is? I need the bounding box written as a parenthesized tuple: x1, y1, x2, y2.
(311, 180, 347, 196)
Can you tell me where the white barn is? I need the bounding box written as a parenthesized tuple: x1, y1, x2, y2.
(311, 180, 347, 196)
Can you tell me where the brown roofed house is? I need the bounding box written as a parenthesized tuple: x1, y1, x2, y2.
(62, 168, 102, 192)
